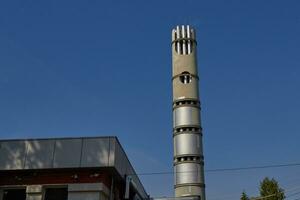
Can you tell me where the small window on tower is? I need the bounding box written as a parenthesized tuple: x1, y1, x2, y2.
(179, 71, 192, 84)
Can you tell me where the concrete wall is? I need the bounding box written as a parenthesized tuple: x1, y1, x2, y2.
(26, 185, 43, 200)
(68, 183, 109, 200)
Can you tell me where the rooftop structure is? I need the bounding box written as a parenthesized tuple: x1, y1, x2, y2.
(0, 136, 148, 200)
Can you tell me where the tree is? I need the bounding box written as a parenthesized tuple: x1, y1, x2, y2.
(259, 177, 285, 200)
(241, 191, 250, 200)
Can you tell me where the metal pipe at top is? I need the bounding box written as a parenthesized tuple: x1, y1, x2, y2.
(176, 26, 181, 54)
(181, 25, 186, 55)
(187, 25, 191, 54)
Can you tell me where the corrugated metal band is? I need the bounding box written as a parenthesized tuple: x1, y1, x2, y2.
(174, 183, 205, 188)
(173, 103, 201, 110)
(173, 130, 203, 137)
(173, 125, 202, 131)
(173, 98, 200, 104)
(174, 159, 204, 166)
(173, 125, 202, 133)
(174, 154, 204, 160)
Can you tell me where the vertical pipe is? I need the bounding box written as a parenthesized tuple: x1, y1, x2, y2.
(174, 30, 178, 53)
(110, 177, 114, 200)
(176, 26, 181, 54)
(182, 25, 186, 55)
(175, 31, 178, 53)
(0, 189, 4, 200)
(187, 25, 191, 54)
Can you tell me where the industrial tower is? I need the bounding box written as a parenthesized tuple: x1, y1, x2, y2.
(172, 25, 206, 200)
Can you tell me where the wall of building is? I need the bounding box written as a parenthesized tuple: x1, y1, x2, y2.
(0, 183, 110, 200)
(26, 185, 42, 200)
(0, 169, 111, 186)
(68, 183, 109, 200)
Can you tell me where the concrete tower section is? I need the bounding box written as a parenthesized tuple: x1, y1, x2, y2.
(171, 25, 206, 200)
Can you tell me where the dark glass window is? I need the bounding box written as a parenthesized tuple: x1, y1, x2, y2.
(3, 189, 26, 200)
(44, 188, 68, 200)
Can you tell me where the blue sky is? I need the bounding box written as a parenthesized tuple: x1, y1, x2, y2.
(0, 0, 300, 199)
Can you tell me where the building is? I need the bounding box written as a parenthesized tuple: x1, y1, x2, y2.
(172, 25, 206, 200)
(0, 136, 148, 200)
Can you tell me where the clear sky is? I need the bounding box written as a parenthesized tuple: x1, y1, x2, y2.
(0, 0, 300, 199)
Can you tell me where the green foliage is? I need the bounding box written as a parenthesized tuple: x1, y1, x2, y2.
(259, 177, 285, 200)
(241, 191, 250, 200)
(240, 177, 285, 200)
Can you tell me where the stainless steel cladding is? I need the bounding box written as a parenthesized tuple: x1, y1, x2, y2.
(174, 162, 204, 185)
(174, 134, 201, 156)
(173, 107, 201, 127)
(172, 25, 206, 200)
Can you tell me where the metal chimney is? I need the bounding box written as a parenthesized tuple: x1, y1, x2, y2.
(171, 25, 206, 200)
